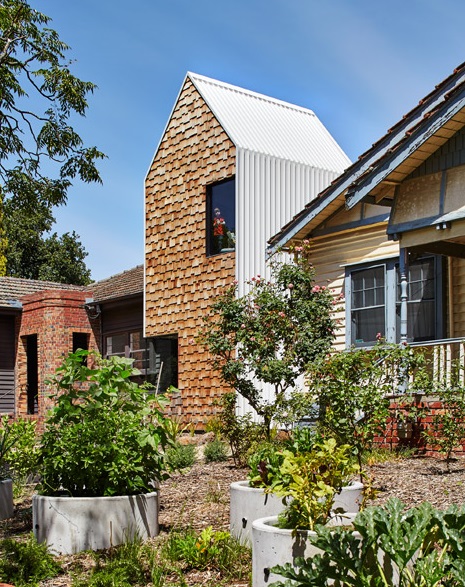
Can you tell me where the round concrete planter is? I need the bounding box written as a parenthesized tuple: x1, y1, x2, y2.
(33, 491, 159, 554)
(252, 514, 357, 587)
(230, 481, 286, 544)
(230, 479, 363, 546)
(0, 478, 14, 521)
(333, 480, 364, 514)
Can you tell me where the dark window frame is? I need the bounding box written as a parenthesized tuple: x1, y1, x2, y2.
(206, 177, 236, 257)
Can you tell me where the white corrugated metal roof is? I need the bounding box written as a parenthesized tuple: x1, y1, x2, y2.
(188, 72, 351, 173)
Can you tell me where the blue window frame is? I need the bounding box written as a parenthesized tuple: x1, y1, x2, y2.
(346, 256, 443, 347)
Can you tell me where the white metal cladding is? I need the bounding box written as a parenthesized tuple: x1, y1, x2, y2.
(187, 72, 352, 418)
(189, 73, 351, 172)
(235, 149, 344, 415)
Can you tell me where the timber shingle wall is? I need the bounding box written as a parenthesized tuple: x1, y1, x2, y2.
(145, 79, 236, 425)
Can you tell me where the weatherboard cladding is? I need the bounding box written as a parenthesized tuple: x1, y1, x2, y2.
(268, 62, 465, 251)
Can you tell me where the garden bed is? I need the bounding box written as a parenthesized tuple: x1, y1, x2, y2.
(2, 454, 465, 586)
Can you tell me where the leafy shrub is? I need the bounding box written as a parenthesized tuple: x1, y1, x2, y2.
(39, 351, 172, 497)
(165, 442, 197, 470)
(204, 438, 229, 462)
(0, 534, 61, 587)
(0, 416, 39, 479)
(2, 418, 40, 496)
(272, 438, 359, 531)
(214, 392, 266, 466)
(423, 383, 465, 470)
(199, 242, 337, 437)
(307, 343, 421, 473)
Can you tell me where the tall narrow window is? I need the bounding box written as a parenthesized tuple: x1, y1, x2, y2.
(146, 335, 178, 392)
(396, 257, 437, 342)
(26, 334, 38, 415)
(207, 178, 235, 256)
(350, 265, 386, 345)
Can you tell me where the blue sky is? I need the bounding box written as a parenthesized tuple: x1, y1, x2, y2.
(39, 0, 465, 281)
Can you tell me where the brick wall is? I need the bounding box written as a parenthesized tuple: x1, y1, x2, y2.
(376, 396, 465, 456)
(16, 289, 98, 426)
(145, 78, 236, 426)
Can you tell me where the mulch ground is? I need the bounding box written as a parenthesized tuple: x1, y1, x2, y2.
(2, 452, 465, 586)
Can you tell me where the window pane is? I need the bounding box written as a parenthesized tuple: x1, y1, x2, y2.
(147, 335, 178, 392)
(207, 178, 235, 255)
(396, 257, 436, 342)
(352, 307, 385, 344)
(351, 266, 385, 309)
(106, 333, 126, 356)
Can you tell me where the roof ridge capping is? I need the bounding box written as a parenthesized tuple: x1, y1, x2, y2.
(187, 71, 317, 117)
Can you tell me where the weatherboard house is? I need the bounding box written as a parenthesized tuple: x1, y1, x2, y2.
(144, 72, 350, 424)
(269, 62, 465, 424)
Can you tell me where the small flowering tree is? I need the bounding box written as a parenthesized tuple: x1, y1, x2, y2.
(199, 242, 338, 437)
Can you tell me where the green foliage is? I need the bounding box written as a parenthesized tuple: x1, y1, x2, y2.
(271, 498, 465, 587)
(0, 533, 61, 587)
(247, 441, 286, 488)
(0, 1, 105, 279)
(308, 343, 422, 472)
(199, 242, 337, 435)
(271, 438, 359, 531)
(214, 392, 266, 467)
(72, 537, 148, 587)
(423, 383, 465, 470)
(1, 417, 40, 482)
(0, 415, 40, 482)
(39, 350, 172, 497)
(162, 526, 251, 577)
(166, 443, 197, 470)
(203, 438, 229, 463)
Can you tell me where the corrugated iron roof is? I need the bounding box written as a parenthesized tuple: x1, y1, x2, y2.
(0, 277, 85, 309)
(188, 72, 351, 173)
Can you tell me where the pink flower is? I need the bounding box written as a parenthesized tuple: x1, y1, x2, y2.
(376, 332, 382, 340)
(278, 312, 286, 318)
(312, 285, 321, 293)
(288, 283, 294, 290)
(241, 324, 246, 329)
(188, 338, 195, 345)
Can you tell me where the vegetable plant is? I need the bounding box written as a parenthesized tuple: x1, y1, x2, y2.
(271, 497, 465, 586)
(39, 350, 172, 497)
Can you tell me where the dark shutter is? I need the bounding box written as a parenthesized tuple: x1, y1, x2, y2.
(0, 315, 15, 413)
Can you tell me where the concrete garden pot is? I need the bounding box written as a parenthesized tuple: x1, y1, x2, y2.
(33, 491, 159, 554)
(230, 481, 286, 544)
(0, 478, 14, 520)
(252, 514, 357, 587)
(230, 479, 363, 545)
